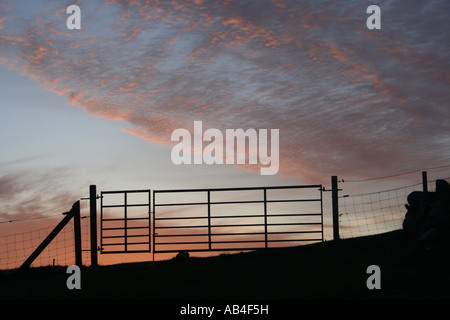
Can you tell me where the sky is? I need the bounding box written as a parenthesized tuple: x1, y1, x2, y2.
(0, 0, 449, 265)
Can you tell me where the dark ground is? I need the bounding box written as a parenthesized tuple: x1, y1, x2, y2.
(1, 230, 449, 301)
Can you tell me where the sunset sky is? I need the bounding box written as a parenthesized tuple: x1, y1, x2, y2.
(0, 1, 449, 264)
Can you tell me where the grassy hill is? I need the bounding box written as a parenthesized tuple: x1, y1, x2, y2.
(1, 230, 449, 301)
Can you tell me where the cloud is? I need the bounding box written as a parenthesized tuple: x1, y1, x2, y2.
(0, 0, 448, 183)
(0, 166, 82, 224)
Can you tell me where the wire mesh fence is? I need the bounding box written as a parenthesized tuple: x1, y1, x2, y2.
(0, 214, 91, 270)
(338, 177, 450, 239)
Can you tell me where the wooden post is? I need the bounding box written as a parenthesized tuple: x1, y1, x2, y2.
(422, 171, 428, 193)
(73, 200, 82, 266)
(331, 176, 340, 241)
(89, 185, 98, 267)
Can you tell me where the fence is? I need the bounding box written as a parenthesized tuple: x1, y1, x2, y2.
(0, 223, 76, 270)
(1, 170, 449, 270)
(335, 172, 450, 240)
(0, 201, 91, 270)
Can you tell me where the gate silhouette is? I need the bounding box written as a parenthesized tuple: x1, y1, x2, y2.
(100, 189, 151, 254)
(152, 185, 324, 254)
(98, 185, 323, 256)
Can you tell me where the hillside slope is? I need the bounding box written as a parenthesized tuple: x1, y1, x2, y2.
(1, 230, 449, 300)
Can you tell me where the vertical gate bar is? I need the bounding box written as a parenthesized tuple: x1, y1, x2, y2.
(124, 192, 128, 252)
(73, 200, 82, 266)
(207, 190, 211, 250)
(153, 191, 156, 257)
(89, 185, 98, 267)
(263, 188, 268, 248)
(148, 190, 151, 253)
(320, 185, 324, 242)
(100, 192, 104, 253)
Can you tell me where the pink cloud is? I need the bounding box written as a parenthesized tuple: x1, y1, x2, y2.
(0, 0, 448, 183)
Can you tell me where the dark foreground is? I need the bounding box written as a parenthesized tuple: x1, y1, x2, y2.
(1, 230, 449, 301)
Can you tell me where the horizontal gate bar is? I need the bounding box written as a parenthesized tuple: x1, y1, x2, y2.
(154, 201, 207, 207)
(153, 243, 321, 254)
(155, 241, 264, 246)
(154, 216, 209, 220)
(102, 217, 149, 221)
(154, 199, 321, 207)
(266, 213, 322, 217)
(102, 250, 151, 254)
(152, 231, 323, 237)
(153, 213, 322, 221)
(267, 230, 322, 234)
(154, 222, 322, 229)
(266, 238, 323, 242)
(101, 189, 151, 194)
(153, 248, 263, 253)
(155, 241, 210, 245)
(102, 204, 149, 208)
(103, 241, 150, 247)
(154, 233, 210, 237)
(102, 226, 149, 231)
(154, 185, 322, 193)
(103, 234, 150, 239)
(265, 222, 322, 226)
(155, 225, 209, 229)
(154, 214, 263, 220)
(158, 238, 324, 247)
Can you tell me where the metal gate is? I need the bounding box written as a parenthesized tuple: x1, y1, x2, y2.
(98, 185, 323, 256)
(153, 185, 323, 253)
(100, 189, 151, 254)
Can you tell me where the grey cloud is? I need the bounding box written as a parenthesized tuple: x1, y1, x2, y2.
(0, 167, 82, 222)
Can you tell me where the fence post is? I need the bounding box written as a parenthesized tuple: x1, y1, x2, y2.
(331, 176, 340, 241)
(89, 185, 98, 268)
(422, 171, 428, 193)
(73, 200, 82, 266)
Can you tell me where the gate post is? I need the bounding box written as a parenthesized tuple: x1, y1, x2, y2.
(90, 185, 98, 267)
(331, 176, 340, 241)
